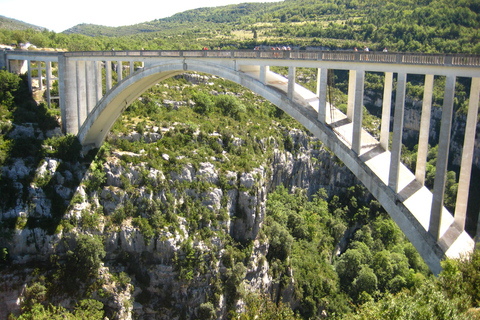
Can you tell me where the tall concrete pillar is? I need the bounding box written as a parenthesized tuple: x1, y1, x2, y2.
(27, 60, 32, 93)
(287, 66, 295, 100)
(63, 58, 79, 134)
(260, 65, 269, 84)
(317, 68, 328, 123)
(388, 72, 407, 192)
(57, 56, 66, 132)
(347, 70, 356, 120)
(380, 72, 393, 150)
(106, 61, 112, 91)
(430, 75, 456, 240)
(352, 70, 365, 154)
(76, 60, 87, 130)
(86, 61, 97, 114)
(130, 61, 134, 75)
(46, 62, 52, 108)
(416, 74, 434, 185)
(0, 51, 6, 70)
(117, 60, 123, 81)
(95, 61, 103, 102)
(476, 206, 480, 249)
(454, 77, 480, 229)
(37, 62, 43, 91)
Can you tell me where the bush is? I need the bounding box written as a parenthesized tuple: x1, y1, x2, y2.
(66, 234, 106, 281)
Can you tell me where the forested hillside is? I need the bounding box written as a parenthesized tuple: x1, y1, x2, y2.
(1, 0, 480, 53)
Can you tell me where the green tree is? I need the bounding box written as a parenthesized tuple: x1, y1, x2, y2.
(66, 234, 106, 281)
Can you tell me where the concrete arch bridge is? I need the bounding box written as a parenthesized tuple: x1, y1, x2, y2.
(2, 49, 480, 274)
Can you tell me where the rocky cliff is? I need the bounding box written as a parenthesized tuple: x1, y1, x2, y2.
(0, 117, 355, 319)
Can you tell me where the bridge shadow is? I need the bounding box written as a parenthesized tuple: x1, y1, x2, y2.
(0, 74, 89, 236)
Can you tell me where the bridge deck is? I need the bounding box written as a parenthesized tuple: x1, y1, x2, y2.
(241, 67, 475, 260)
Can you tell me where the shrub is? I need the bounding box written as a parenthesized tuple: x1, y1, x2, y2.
(66, 234, 106, 281)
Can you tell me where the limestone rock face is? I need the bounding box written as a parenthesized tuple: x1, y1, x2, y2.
(231, 167, 267, 242)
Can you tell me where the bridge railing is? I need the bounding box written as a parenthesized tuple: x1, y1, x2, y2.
(6, 49, 480, 68)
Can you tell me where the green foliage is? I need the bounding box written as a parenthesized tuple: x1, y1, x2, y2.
(198, 302, 216, 320)
(13, 299, 104, 320)
(440, 248, 480, 308)
(192, 91, 214, 115)
(215, 94, 246, 120)
(132, 217, 155, 242)
(351, 280, 472, 320)
(2, 0, 479, 53)
(0, 69, 20, 111)
(66, 234, 106, 281)
(43, 135, 82, 162)
(235, 293, 301, 320)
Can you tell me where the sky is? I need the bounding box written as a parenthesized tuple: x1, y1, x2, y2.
(1, 0, 282, 33)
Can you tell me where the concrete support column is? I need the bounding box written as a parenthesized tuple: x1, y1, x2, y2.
(476, 206, 480, 249)
(388, 72, 407, 192)
(63, 58, 79, 134)
(352, 70, 365, 154)
(27, 60, 32, 93)
(37, 62, 43, 91)
(105, 61, 112, 91)
(317, 68, 328, 123)
(416, 74, 434, 184)
(117, 60, 123, 81)
(347, 70, 356, 120)
(95, 61, 103, 102)
(287, 66, 296, 100)
(130, 61, 134, 75)
(85, 61, 97, 114)
(0, 51, 6, 70)
(380, 72, 393, 150)
(260, 65, 269, 84)
(57, 56, 66, 132)
(454, 77, 480, 229)
(430, 75, 456, 240)
(76, 61, 87, 130)
(46, 62, 52, 108)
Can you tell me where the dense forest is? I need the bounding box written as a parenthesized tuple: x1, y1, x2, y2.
(1, 0, 480, 318)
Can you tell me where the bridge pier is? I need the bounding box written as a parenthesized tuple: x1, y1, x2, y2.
(76, 61, 88, 129)
(415, 74, 434, 185)
(455, 77, 480, 230)
(288, 66, 295, 100)
(347, 70, 356, 120)
(106, 61, 113, 90)
(117, 60, 123, 81)
(352, 70, 365, 154)
(260, 65, 269, 84)
(380, 72, 393, 150)
(430, 75, 456, 240)
(389, 72, 407, 193)
(317, 68, 328, 123)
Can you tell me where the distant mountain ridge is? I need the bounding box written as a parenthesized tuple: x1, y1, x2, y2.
(0, 15, 45, 31)
(62, 2, 277, 37)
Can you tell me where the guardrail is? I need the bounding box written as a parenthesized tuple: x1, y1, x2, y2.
(5, 49, 480, 67)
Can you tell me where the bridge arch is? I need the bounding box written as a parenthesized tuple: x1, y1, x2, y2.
(79, 59, 309, 148)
